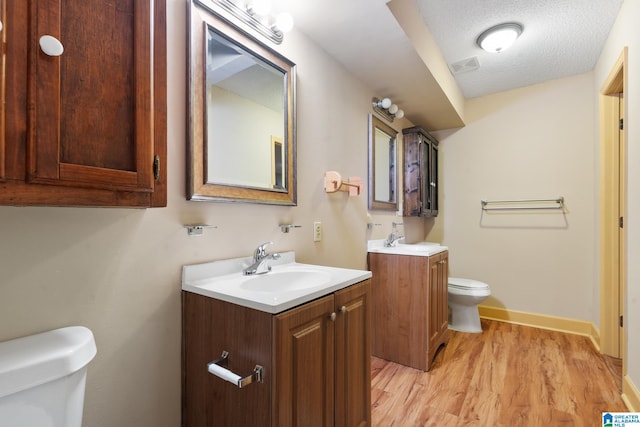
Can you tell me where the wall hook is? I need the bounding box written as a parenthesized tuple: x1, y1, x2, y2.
(324, 171, 362, 196)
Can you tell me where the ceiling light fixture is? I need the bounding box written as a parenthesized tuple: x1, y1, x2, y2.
(476, 23, 523, 53)
(208, 0, 294, 44)
(372, 97, 404, 122)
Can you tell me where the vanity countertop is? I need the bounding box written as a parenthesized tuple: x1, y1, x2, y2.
(182, 252, 371, 314)
(367, 239, 448, 257)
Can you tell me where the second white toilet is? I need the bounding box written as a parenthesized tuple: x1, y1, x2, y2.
(448, 277, 491, 333)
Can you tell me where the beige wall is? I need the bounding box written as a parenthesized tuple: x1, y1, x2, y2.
(432, 72, 598, 322)
(595, 0, 640, 394)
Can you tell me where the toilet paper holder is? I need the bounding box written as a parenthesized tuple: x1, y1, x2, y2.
(207, 350, 264, 388)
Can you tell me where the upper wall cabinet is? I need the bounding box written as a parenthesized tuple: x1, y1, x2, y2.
(402, 126, 439, 217)
(0, 0, 167, 207)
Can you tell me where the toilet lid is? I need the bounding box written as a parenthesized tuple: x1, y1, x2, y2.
(448, 277, 490, 291)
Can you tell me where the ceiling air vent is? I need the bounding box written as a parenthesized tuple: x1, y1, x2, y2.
(448, 57, 480, 75)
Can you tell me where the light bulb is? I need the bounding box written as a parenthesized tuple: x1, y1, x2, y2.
(380, 98, 392, 109)
(274, 12, 294, 33)
(388, 104, 398, 114)
(395, 109, 404, 119)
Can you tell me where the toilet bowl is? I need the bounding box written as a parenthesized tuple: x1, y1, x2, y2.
(448, 277, 491, 333)
(0, 326, 97, 427)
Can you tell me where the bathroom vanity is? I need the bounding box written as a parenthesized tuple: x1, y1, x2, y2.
(181, 253, 372, 426)
(367, 242, 449, 371)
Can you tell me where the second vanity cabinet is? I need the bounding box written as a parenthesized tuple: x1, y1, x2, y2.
(368, 250, 448, 371)
(402, 126, 439, 217)
(182, 279, 371, 426)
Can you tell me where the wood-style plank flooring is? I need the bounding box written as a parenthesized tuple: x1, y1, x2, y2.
(371, 319, 627, 426)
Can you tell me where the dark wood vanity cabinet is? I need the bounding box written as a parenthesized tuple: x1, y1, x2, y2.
(402, 126, 439, 217)
(0, 0, 166, 207)
(182, 279, 372, 427)
(369, 251, 449, 371)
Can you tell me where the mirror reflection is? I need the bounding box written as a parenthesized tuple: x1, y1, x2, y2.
(368, 115, 398, 211)
(188, 1, 297, 205)
(206, 31, 286, 189)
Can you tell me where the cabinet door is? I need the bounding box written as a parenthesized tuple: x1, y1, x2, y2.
(403, 131, 422, 216)
(437, 252, 448, 335)
(426, 137, 439, 216)
(403, 126, 439, 217)
(1, 0, 166, 207)
(335, 279, 371, 427)
(427, 251, 449, 366)
(274, 295, 335, 427)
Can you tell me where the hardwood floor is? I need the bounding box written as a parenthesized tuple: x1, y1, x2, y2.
(371, 319, 627, 426)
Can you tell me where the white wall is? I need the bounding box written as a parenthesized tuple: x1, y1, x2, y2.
(0, 0, 412, 425)
(595, 0, 640, 398)
(433, 72, 598, 321)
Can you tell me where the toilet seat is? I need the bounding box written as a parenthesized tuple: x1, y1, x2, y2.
(448, 277, 490, 291)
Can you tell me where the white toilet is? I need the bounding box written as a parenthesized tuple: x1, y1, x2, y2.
(448, 277, 491, 333)
(0, 326, 97, 427)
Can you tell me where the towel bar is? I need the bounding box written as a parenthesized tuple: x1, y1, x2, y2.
(481, 197, 565, 211)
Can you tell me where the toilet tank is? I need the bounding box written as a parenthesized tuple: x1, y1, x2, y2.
(0, 326, 97, 427)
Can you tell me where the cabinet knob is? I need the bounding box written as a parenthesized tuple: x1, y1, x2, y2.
(39, 35, 64, 57)
(329, 312, 337, 321)
(340, 306, 347, 313)
(0, 20, 3, 32)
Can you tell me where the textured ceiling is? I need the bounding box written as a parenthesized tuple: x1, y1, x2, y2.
(417, 0, 624, 98)
(274, 0, 623, 128)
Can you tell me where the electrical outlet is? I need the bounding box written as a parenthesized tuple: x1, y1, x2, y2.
(313, 221, 322, 242)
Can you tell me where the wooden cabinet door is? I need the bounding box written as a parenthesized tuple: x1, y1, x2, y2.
(403, 131, 422, 216)
(428, 139, 439, 216)
(428, 251, 449, 366)
(402, 126, 439, 217)
(274, 295, 335, 427)
(1, 0, 166, 207)
(335, 279, 371, 427)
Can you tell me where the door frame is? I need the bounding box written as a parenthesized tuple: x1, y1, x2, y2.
(599, 47, 627, 374)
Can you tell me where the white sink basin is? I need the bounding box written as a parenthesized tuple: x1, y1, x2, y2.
(367, 240, 447, 257)
(239, 267, 333, 293)
(182, 252, 371, 313)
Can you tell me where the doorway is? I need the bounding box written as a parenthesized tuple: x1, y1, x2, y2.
(599, 48, 626, 383)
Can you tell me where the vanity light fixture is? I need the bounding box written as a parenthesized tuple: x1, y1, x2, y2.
(372, 97, 405, 122)
(476, 23, 523, 53)
(209, 0, 294, 44)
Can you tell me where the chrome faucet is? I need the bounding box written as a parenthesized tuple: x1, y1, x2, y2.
(243, 242, 281, 275)
(384, 222, 404, 247)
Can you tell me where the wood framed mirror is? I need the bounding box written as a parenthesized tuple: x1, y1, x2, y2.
(188, 0, 297, 205)
(368, 114, 398, 211)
